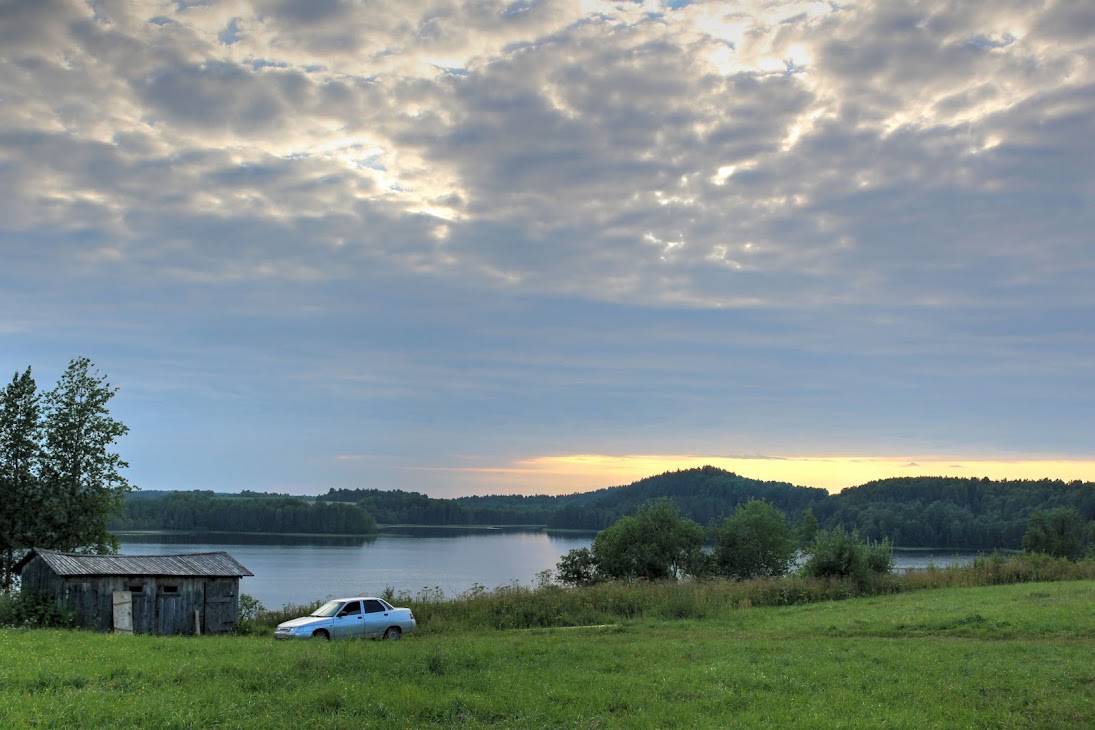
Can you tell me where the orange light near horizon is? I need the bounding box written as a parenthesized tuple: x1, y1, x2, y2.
(406, 454, 1095, 496)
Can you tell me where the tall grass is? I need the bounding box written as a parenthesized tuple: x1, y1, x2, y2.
(246, 553, 1095, 635)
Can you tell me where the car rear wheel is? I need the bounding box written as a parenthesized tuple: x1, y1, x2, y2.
(382, 627, 401, 640)
(312, 629, 330, 640)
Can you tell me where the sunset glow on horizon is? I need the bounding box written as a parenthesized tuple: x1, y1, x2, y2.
(405, 454, 1095, 497)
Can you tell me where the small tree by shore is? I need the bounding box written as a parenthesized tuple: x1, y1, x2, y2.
(1023, 507, 1089, 560)
(709, 499, 797, 579)
(799, 527, 894, 584)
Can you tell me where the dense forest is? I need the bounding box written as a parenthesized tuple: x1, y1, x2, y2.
(318, 488, 556, 526)
(316, 467, 825, 530)
(116, 468, 1095, 550)
(113, 491, 376, 535)
(816, 476, 1095, 549)
(542, 466, 826, 530)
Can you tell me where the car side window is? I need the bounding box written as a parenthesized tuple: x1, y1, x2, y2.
(339, 601, 362, 616)
(364, 600, 385, 614)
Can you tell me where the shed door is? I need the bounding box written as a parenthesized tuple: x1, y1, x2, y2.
(157, 592, 182, 635)
(112, 591, 133, 633)
(204, 579, 237, 633)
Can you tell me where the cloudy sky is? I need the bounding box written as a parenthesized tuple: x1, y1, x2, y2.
(3, 0, 1095, 497)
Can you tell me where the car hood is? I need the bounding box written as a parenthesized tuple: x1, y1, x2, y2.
(277, 615, 331, 630)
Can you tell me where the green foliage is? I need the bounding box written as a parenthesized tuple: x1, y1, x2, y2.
(38, 358, 133, 554)
(0, 368, 42, 590)
(1023, 506, 1088, 560)
(800, 527, 894, 585)
(823, 476, 1095, 549)
(796, 507, 819, 547)
(590, 499, 705, 582)
(0, 359, 134, 590)
(709, 498, 797, 579)
(238, 593, 265, 623)
(555, 546, 599, 587)
(116, 491, 377, 535)
(547, 465, 827, 530)
(318, 488, 555, 526)
(0, 590, 77, 629)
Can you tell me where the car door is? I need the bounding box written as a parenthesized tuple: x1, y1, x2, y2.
(331, 600, 364, 639)
(361, 599, 389, 638)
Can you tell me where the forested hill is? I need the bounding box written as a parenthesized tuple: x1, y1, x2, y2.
(316, 467, 827, 530)
(116, 469, 1095, 550)
(817, 476, 1095, 549)
(543, 466, 827, 529)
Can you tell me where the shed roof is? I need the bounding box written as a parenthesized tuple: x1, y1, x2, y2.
(17, 548, 253, 578)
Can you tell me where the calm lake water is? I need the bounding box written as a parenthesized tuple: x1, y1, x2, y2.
(118, 530, 988, 610)
(119, 528, 594, 609)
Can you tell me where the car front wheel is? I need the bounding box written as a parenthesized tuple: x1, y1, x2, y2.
(312, 629, 330, 640)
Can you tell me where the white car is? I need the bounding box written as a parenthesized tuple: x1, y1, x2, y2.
(274, 597, 416, 640)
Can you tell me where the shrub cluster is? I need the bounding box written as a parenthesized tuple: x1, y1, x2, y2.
(799, 527, 894, 586)
(557, 499, 892, 586)
(0, 590, 77, 629)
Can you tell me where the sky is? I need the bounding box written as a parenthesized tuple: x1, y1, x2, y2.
(3, 0, 1095, 498)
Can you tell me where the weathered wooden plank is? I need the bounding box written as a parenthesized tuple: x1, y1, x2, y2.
(113, 591, 133, 633)
(18, 552, 247, 635)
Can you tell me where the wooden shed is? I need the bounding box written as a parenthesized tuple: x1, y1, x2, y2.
(16, 548, 254, 635)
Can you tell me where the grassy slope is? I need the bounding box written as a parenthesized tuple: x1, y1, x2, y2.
(1, 581, 1093, 729)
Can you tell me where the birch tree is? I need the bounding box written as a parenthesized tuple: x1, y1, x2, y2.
(38, 357, 134, 554)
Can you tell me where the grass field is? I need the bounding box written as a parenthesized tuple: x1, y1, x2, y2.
(1, 579, 1093, 728)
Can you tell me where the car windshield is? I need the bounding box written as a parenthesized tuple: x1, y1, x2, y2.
(310, 600, 344, 617)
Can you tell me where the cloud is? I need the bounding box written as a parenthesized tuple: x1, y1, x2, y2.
(6, 0, 1093, 309)
(3, 1, 1095, 495)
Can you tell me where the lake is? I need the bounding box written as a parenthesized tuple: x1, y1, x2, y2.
(118, 530, 989, 610)
(119, 528, 594, 609)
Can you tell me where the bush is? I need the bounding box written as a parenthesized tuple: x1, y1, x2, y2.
(0, 590, 77, 629)
(235, 593, 265, 634)
(709, 499, 797, 579)
(1023, 507, 1088, 560)
(800, 527, 893, 586)
(588, 500, 706, 582)
(556, 547, 599, 587)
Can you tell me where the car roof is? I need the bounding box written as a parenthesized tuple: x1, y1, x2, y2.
(330, 596, 385, 602)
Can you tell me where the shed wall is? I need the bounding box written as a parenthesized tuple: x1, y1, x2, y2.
(20, 556, 241, 634)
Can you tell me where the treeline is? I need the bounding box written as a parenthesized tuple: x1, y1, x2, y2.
(117, 468, 1095, 551)
(315, 468, 1095, 551)
(542, 470, 1095, 549)
(114, 492, 376, 535)
(817, 477, 1095, 549)
(318, 488, 555, 525)
(315, 467, 826, 530)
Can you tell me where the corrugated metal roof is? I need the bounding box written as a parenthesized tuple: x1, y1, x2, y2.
(22, 548, 253, 578)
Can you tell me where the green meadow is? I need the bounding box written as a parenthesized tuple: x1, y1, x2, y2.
(2, 577, 1094, 729)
